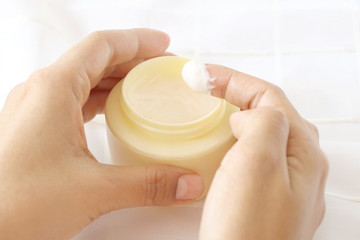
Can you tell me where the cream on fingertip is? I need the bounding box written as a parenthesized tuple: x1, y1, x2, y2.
(182, 59, 215, 94)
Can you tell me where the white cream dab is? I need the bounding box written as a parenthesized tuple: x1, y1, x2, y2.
(182, 59, 214, 94)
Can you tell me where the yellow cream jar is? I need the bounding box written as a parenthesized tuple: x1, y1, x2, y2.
(105, 56, 238, 194)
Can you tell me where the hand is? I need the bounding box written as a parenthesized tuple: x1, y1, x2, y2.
(0, 29, 204, 240)
(200, 66, 328, 240)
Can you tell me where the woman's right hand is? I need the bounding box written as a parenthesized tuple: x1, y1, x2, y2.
(200, 66, 328, 240)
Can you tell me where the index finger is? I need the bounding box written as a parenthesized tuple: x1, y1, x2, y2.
(208, 64, 322, 172)
(52, 29, 170, 105)
(208, 64, 303, 128)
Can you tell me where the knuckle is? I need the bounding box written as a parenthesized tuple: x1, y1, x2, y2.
(86, 30, 116, 60)
(14, 67, 75, 107)
(144, 166, 169, 206)
(3, 83, 29, 108)
(88, 30, 105, 39)
(28, 68, 46, 80)
(87, 31, 111, 46)
(4, 68, 50, 104)
(8, 68, 48, 101)
(27, 68, 52, 89)
(319, 150, 329, 178)
(268, 84, 286, 97)
(28, 67, 50, 81)
(258, 107, 288, 128)
(27, 67, 71, 94)
(8, 82, 26, 98)
(229, 112, 242, 129)
(311, 149, 329, 185)
(306, 120, 320, 138)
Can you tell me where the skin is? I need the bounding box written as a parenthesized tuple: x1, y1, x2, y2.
(0, 29, 328, 240)
(0, 29, 204, 240)
(200, 67, 329, 240)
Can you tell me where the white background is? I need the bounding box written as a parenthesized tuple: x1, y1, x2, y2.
(1, 0, 360, 239)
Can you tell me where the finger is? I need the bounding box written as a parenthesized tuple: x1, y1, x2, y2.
(82, 91, 109, 122)
(163, 51, 176, 56)
(90, 165, 204, 213)
(200, 108, 290, 240)
(102, 59, 145, 80)
(53, 29, 170, 105)
(91, 77, 120, 92)
(103, 52, 175, 79)
(223, 107, 290, 178)
(208, 64, 301, 125)
(208, 64, 322, 169)
(87, 52, 175, 118)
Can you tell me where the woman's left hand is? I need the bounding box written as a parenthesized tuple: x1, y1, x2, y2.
(0, 29, 204, 240)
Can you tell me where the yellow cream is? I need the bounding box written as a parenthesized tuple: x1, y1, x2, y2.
(125, 74, 219, 124)
(105, 56, 238, 195)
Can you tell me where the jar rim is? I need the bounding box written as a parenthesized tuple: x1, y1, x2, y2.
(120, 56, 226, 138)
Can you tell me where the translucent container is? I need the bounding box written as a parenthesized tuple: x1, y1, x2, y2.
(105, 56, 238, 194)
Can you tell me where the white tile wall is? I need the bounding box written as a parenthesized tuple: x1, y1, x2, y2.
(282, 52, 360, 118)
(279, 0, 353, 10)
(198, 10, 275, 54)
(280, 9, 355, 51)
(1, 0, 360, 239)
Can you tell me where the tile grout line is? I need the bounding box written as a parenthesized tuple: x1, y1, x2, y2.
(350, 0, 360, 93)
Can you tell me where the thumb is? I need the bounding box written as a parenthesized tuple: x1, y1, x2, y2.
(90, 164, 204, 213)
(224, 106, 289, 173)
(200, 107, 289, 239)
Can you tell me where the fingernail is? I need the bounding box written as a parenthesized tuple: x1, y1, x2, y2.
(175, 174, 204, 200)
